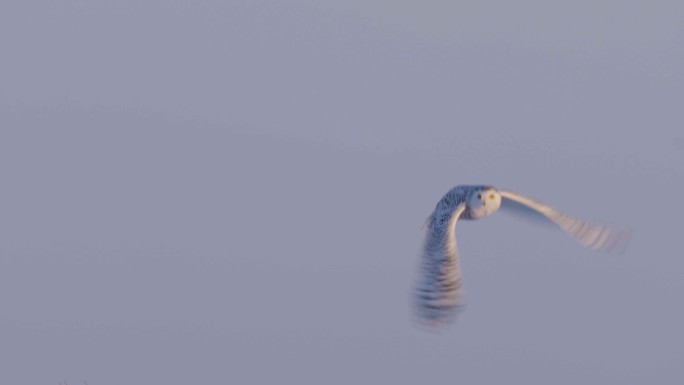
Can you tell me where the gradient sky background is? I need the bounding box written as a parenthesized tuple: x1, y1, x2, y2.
(1, 1, 683, 384)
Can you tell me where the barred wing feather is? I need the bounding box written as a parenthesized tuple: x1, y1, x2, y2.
(414, 203, 467, 328)
(499, 190, 630, 253)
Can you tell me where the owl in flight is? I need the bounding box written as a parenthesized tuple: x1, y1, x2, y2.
(414, 185, 630, 329)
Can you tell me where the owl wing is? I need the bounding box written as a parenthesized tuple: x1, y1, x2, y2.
(414, 203, 467, 329)
(498, 190, 630, 253)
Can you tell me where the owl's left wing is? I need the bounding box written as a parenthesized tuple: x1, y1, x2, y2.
(499, 189, 630, 253)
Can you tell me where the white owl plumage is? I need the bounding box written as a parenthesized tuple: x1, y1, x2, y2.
(414, 185, 630, 329)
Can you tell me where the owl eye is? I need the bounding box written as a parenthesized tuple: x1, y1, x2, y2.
(489, 193, 495, 200)
(477, 194, 482, 199)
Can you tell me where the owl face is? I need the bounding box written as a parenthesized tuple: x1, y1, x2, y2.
(467, 187, 502, 219)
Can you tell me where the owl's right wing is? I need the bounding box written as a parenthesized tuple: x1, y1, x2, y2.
(414, 203, 467, 329)
(499, 190, 630, 253)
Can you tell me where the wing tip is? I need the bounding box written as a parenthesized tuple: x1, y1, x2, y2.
(601, 227, 633, 254)
(411, 304, 466, 333)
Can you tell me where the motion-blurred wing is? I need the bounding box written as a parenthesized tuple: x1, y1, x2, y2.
(499, 190, 630, 253)
(414, 203, 467, 329)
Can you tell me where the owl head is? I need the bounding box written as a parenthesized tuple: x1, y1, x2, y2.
(467, 186, 502, 218)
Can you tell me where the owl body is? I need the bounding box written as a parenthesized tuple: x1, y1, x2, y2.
(414, 184, 629, 330)
(429, 185, 500, 226)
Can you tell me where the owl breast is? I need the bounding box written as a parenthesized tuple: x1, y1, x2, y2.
(465, 204, 492, 220)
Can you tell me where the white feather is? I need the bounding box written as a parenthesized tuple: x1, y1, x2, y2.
(413, 185, 631, 329)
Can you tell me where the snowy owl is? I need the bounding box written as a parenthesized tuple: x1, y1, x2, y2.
(414, 185, 630, 329)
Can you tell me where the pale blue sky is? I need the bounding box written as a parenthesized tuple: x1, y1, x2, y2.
(1, 1, 682, 384)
